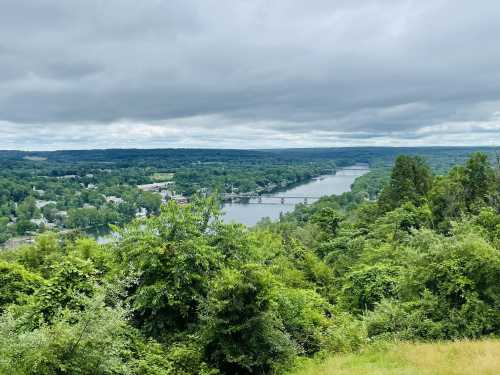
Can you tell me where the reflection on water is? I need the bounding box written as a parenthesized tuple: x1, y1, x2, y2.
(222, 165, 369, 226)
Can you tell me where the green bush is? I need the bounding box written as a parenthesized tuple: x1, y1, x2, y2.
(340, 263, 399, 313)
(202, 265, 296, 374)
(0, 260, 43, 311)
(274, 288, 333, 356)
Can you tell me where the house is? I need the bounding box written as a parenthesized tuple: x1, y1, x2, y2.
(105, 196, 124, 204)
(171, 195, 188, 204)
(30, 217, 56, 229)
(136, 207, 148, 218)
(137, 181, 174, 192)
(33, 186, 45, 196)
(35, 200, 57, 209)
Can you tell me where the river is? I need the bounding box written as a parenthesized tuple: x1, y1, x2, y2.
(222, 165, 369, 226)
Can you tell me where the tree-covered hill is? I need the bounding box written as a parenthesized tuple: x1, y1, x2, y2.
(0, 151, 498, 374)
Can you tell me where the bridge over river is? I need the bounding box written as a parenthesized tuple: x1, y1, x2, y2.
(222, 165, 370, 225)
(223, 194, 322, 205)
(222, 166, 370, 205)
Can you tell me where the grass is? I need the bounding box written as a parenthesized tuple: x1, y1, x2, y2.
(290, 340, 500, 375)
(151, 172, 174, 181)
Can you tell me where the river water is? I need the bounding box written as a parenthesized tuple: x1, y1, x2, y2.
(222, 165, 369, 226)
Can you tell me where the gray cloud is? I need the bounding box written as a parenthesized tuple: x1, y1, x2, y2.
(0, 0, 499, 149)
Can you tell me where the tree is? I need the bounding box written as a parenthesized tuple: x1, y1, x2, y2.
(341, 264, 399, 313)
(16, 196, 40, 220)
(379, 156, 433, 211)
(202, 265, 295, 374)
(115, 199, 223, 337)
(461, 152, 495, 210)
(140, 191, 162, 215)
(0, 216, 11, 243)
(400, 230, 500, 338)
(15, 218, 37, 235)
(311, 207, 343, 237)
(0, 288, 157, 375)
(0, 261, 43, 312)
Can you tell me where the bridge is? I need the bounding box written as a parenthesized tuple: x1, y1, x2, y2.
(335, 168, 369, 171)
(222, 166, 369, 205)
(222, 194, 323, 205)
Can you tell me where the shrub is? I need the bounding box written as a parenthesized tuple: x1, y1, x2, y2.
(202, 265, 295, 374)
(340, 263, 399, 313)
(0, 260, 43, 311)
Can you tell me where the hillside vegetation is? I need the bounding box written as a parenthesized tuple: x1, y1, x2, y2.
(0, 151, 498, 374)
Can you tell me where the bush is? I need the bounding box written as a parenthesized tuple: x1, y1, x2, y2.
(274, 288, 333, 356)
(0, 260, 43, 311)
(364, 297, 444, 341)
(340, 263, 399, 313)
(202, 265, 296, 374)
(0, 290, 134, 375)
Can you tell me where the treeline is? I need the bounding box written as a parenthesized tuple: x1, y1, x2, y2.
(174, 162, 336, 195)
(0, 152, 498, 374)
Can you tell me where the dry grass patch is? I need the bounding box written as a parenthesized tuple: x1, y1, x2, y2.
(290, 340, 500, 375)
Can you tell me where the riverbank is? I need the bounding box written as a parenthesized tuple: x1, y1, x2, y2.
(289, 340, 500, 375)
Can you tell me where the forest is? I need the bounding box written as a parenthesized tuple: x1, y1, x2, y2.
(0, 150, 498, 374)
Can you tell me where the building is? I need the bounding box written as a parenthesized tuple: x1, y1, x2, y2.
(105, 196, 124, 204)
(30, 217, 56, 229)
(33, 186, 45, 196)
(136, 207, 148, 218)
(171, 195, 188, 204)
(35, 200, 57, 209)
(137, 181, 174, 192)
(56, 210, 68, 217)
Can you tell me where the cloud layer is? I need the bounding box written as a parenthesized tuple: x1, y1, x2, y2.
(1, 0, 499, 149)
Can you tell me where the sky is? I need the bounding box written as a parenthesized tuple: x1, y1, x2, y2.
(1, 0, 499, 150)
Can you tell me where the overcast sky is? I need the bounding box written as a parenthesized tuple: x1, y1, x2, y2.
(1, 0, 499, 150)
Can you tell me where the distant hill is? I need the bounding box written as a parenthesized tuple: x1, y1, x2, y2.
(0, 146, 497, 173)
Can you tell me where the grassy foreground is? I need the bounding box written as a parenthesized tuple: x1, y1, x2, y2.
(290, 340, 500, 375)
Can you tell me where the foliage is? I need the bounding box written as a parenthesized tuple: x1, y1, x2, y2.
(0, 150, 499, 374)
(114, 198, 224, 337)
(202, 265, 296, 374)
(378, 155, 433, 211)
(0, 260, 43, 311)
(340, 264, 400, 313)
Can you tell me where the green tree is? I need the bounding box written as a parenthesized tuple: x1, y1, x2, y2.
(15, 218, 37, 235)
(429, 171, 466, 232)
(0, 289, 157, 375)
(115, 199, 223, 337)
(340, 263, 399, 313)
(311, 207, 343, 237)
(0, 216, 11, 243)
(140, 191, 162, 215)
(379, 156, 433, 211)
(202, 265, 295, 374)
(16, 196, 40, 220)
(461, 152, 495, 210)
(0, 260, 43, 312)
